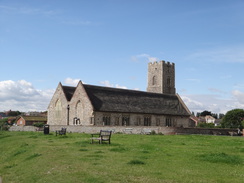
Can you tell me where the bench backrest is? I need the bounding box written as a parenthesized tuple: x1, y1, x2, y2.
(100, 130, 112, 137)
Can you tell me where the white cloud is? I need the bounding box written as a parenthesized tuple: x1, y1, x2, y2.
(232, 90, 244, 104)
(100, 80, 127, 89)
(0, 80, 54, 112)
(181, 92, 244, 114)
(187, 45, 244, 63)
(131, 54, 159, 63)
(0, 5, 57, 16)
(64, 78, 80, 86)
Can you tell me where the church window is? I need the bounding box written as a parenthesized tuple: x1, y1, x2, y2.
(122, 116, 130, 126)
(115, 117, 120, 126)
(156, 118, 160, 126)
(166, 118, 172, 127)
(55, 99, 62, 119)
(75, 100, 83, 125)
(90, 117, 94, 125)
(103, 115, 111, 125)
(152, 76, 156, 85)
(136, 117, 141, 126)
(144, 116, 151, 126)
(73, 117, 80, 125)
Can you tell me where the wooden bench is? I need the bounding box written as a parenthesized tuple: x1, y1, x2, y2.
(56, 128, 66, 136)
(91, 130, 112, 144)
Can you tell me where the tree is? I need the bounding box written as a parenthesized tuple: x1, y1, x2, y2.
(212, 113, 218, 119)
(0, 118, 8, 131)
(8, 111, 21, 116)
(200, 110, 212, 116)
(219, 113, 225, 119)
(221, 109, 244, 129)
(197, 122, 215, 128)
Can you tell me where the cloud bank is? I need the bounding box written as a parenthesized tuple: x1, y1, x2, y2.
(0, 80, 54, 112)
(181, 91, 244, 114)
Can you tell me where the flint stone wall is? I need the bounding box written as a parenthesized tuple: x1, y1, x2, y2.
(9, 125, 240, 136)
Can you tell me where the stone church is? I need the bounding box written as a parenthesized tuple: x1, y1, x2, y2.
(47, 61, 191, 127)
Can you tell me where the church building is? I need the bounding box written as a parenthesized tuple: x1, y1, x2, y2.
(47, 61, 191, 127)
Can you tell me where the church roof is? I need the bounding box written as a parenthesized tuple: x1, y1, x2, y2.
(60, 83, 190, 116)
(83, 84, 190, 116)
(62, 86, 76, 101)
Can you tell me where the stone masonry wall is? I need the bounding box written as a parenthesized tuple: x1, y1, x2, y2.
(9, 125, 240, 136)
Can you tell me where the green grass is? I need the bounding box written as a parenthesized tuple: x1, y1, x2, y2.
(0, 131, 243, 183)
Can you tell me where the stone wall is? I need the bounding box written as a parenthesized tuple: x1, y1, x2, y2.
(9, 125, 240, 136)
(9, 126, 39, 132)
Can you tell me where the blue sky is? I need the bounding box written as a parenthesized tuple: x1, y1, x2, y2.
(0, 0, 244, 114)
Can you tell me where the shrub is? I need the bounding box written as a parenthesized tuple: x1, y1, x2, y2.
(33, 122, 45, 128)
(197, 122, 215, 128)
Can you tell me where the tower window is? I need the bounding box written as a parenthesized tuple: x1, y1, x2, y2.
(152, 76, 156, 85)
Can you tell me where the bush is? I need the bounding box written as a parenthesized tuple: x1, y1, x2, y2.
(0, 118, 9, 131)
(197, 122, 215, 128)
(33, 122, 45, 128)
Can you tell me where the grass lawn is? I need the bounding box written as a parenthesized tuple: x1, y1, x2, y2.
(0, 131, 243, 183)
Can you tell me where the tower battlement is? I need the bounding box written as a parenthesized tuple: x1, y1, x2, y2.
(149, 60, 175, 66)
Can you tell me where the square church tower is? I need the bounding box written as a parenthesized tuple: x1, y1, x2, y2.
(147, 61, 176, 94)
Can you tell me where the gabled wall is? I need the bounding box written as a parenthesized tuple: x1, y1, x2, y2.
(16, 116, 26, 126)
(69, 81, 94, 125)
(47, 83, 69, 125)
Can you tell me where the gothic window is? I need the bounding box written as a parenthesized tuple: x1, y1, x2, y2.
(122, 116, 130, 126)
(166, 118, 172, 127)
(90, 117, 94, 125)
(55, 99, 62, 119)
(103, 115, 111, 125)
(75, 100, 83, 125)
(156, 118, 160, 126)
(144, 116, 151, 126)
(115, 117, 120, 126)
(136, 117, 141, 126)
(152, 76, 156, 85)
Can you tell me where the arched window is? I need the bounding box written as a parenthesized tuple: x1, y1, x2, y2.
(75, 100, 83, 125)
(152, 76, 156, 85)
(55, 99, 62, 119)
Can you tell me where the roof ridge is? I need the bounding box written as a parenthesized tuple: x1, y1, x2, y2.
(83, 84, 176, 97)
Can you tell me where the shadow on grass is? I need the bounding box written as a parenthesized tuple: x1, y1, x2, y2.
(127, 159, 145, 165)
(199, 152, 243, 164)
(25, 153, 42, 160)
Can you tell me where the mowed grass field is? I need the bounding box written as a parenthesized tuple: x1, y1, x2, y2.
(0, 131, 243, 183)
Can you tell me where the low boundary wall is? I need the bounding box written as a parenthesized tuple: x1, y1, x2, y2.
(9, 125, 240, 136)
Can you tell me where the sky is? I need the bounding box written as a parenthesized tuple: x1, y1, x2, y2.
(0, 0, 244, 114)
